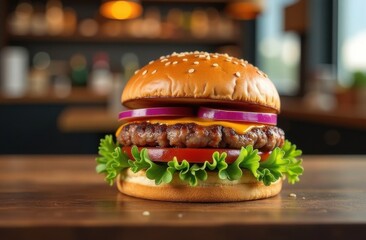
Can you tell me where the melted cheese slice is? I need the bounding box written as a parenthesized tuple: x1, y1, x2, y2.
(116, 117, 263, 137)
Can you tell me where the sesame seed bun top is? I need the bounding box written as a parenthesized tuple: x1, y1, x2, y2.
(121, 51, 280, 113)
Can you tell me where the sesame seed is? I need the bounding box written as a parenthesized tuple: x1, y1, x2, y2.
(178, 54, 185, 57)
(152, 69, 157, 74)
(240, 63, 247, 67)
(224, 53, 229, 57)
(212, 55, 218, 58)
(161, 59, 168, 62)
(205, 55, 210, 60)
(234, 72, 241, 77)
(165, 62, 171, 66)
(302, 197, 306, 200)
(194, 51, 200, 54)
(233, 61, 238, 65)
(212, 63, 219, 67)
(225, 58, 232, 62)
(193, 61, 199, 65)
(172, 52, 178, 56)
(289, 193, 297, 198)
(142, 211, 150, 216)
(188, 68, 195, 73)
(182, 58, 188, 62)
(134, 70, 139, 74)
(177, 213, 183, 218)
(257, 70, 267, 77)
(149, 60, 154, 64)
(173, 61, 178, 65)
(199, 55, 205, 58)
(142, 70, 148, 75)
(160, 56, 165, 60)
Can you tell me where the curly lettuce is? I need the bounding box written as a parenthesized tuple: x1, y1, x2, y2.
(95, 135, 304, 187)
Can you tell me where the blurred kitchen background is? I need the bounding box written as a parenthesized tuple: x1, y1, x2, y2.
(0, 0, 365, 155)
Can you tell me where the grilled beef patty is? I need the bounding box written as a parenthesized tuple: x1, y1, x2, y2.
(117, 122, 285, 152)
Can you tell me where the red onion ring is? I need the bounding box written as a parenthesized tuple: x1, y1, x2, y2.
(118, 107, 194, 122)
(198, 107, 277, 125)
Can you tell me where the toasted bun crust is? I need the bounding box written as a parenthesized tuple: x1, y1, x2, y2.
(117, 169, 282, 202)
(122, 52, 280, 113)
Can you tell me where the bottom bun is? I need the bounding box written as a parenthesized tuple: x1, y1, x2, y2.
(117, 169, 282, 202)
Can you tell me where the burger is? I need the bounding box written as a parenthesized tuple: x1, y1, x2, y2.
(96, 51, 303, 202)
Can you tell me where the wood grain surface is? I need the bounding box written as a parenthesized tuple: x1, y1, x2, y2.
(0, 155, 365, 240)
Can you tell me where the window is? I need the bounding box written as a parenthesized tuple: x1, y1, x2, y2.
(338, 0, 366, 87)
(256, 0, 300, 95)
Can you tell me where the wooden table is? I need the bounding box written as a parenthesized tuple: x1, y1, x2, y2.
(0, 155, 365, 240)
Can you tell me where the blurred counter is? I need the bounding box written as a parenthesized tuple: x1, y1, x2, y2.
(281, 97, 366, 129)
(0, 155, 366, 240)
(58, 107, 117, 132)
(0, 87, 107, 105)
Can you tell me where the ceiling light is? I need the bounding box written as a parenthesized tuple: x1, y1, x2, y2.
(100, 0, 142, 20)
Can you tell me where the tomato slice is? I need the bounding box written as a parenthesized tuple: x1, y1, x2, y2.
(122, 147, 269, 164)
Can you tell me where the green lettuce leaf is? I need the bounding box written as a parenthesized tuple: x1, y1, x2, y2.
(257, 140, 304, 186)
(280, 140, 304, 184)
(215, 152, 229, 179)
(128, 147, 150, 173)
(257, 147, 285, 186)
(96, 135, 304, 187)
(183, 159, 217, 186)
(95, 135, 129, 185)
(129, 146, 174, 185)
(239, 145, 261, 178)
(167, 157, 190, 179)
(217, 146, 260, 181)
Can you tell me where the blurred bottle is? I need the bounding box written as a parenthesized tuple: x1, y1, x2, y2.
(218, 15, 234, 39)
(121, 52, 139, 81)
(191, 9, 209, 38)
(49, 60, 71, 98)
(128, 18, 145, 38)
(79, 18, 99, 37)
(7, 1, 33, 35)
(108, 73, 125, 114)
(102, 20, 124, 37)
(115, 53, 139, 112)
(166, 8, 184, 38)
(63, 8, 77, 36)
(142, 7, 162, 38)
(29, 51, 51, 96)
(89, 52, 113, 95)
(30, 3, 47, 35)
(0, 47, 29, 97)
(70, 54, 88, 86)
(207, 8, 220, 37)
(46, 0, 64, 35)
